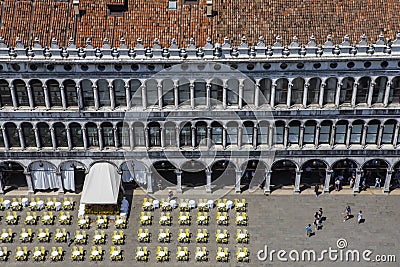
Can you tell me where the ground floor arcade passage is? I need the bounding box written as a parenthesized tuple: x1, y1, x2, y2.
(0, 158, 398, 194)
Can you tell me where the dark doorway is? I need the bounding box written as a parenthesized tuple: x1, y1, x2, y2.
(181, 161, 207, 187)
(1, 162, 27, 192)
(301, 160, 327, 190)
(270, 160, 296, 190)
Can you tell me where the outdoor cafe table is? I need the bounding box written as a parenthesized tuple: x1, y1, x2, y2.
(21, 198, 29, 207)
(34, 251, 41, 257)
(196, 251, 204, 259)
(3, 200, 10, 209)
(238, 251, 246, 258)
(16, 251, 24, 257)
(159, 233, 167, 239)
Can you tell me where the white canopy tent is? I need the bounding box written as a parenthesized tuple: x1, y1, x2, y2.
(80, 162, 122, 204)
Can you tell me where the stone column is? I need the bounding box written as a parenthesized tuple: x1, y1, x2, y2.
(43, 85, 51, 109)
(109, 84, 116, 110)
(60, 85, 67, 110)
(330, 125, 336, 147)
(345, 124, 352, 148)
(383, 81, 392, 107)
(286, 82, 293, 107)
(1, 126, 9, 150)
(235, 170, 242, 193)
(351, 82, 358, 107)
(270, 83, 276, 107)
(146, 171, 153, 193)
(319, 82, 325, 107)
(252, 126, 258, 149)
(125, 84, 131, 109)
(264, 170, 272, 194)
(160, 126, 165, 149)
(222, 126, 227, 149)
(393, 123, 400, 148)
(302, 83, 309, 107)
(34, 127, 41, 150)
(82, 127, 88, 150)
(113, 127, 119, 149)
(207, 126, 212, 149)
(174, 81, 179, 109)
(222, 84, 227, 109)
(254, 81, 260, 107)
(283, 125, 289, 148)
(237, 126, 243, 148)
(50, 127, 57, 150)
(144, 127, 149, 149)
(10, 85, 18, 109)
(294, 170, 302, 193)
(353, 169, 362, 193)
(93, 85, 99, 110)
(238, 82, 244, 109)
(377, 124, 384, 148)
(367, 82, 375, 107)
(76, 85, 83, 110)
(24, 171, 34, 194)
(206, 170, 212, 193)
(141, 85, 147, 109)
(176, 169, 182, 193)
(383, 169, 393, 194)
(268, 126, 274, 147)
(191, 126, 196, 149)
(361, 123, 368, 147)
(129, 126, 135, 150)
(314, 125, 321, 148)
(18, 127, 25, 150)
(206, 83, 211, 108)
(335, 82, 342, 107)
(56, 172, 64, 194)
(190, 82, 195, 109)
(27, 85, 34, 109)
(97, 126, 103, 150)
(176, 125, 180, 148)
(298, 125, 305, 148)
(157, 83, 163, 109)
(66, 127, 73, 150)
(324, 169, 332, 193)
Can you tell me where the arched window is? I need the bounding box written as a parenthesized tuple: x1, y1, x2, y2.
(21, 122, 36, 147)
(133, 123, 145, 147)
(242, 79, 255, 106)
(180, 123, 192, 146)
(30, 80, 45, 107)
(259, 78, 271, 106)
(335, 121, 348, 144)
(98, 79, 110, 107)
(64, 80, 78, 107)
(37, 122, 51, 147)
(162, 79, 174, 107)
(81, 80, 94, 107)
(290, 78, 304, 105)
(0, 80, 12, 107)
(227, 79, 239, 106)
(242, 121, 254, 145)
(86, 123, 99, 147)
(274, 121, 285, 145)
(47, 80, 62, 107)
(366, 120, 380, 144)
(257, 121, 269, 145)
(226, 121, 238, 145)
(195, 121, 207, 146)
(307, 78, 321, 105)
(129, 79, 142, 107)
(0, 128, 4, 147)
(145, 79, 158, 107)
(211, 79, 223, 106)
(356, 77, 371, 105)
(164, 122, 176, 147)
(14, 80, 29, 106)
(350, 120, 364, 144)
(323, 77, 337, 105)
(372, 77, 387, 105)
(303, 121, 316, 144)
(113, 79, 126, 107)
(319, 121, 332, 144)
(382, 120, 396, 144)
(275, 78, 288, 105)
(178, 79, 190, 105)
(117, 122, 130, 147)
(70, 123, 83, 147)
(148, 122, 161, 147)
(194, 80, 206, 106)
(339, 77, 354, 105)
(211, 121, 223, 145)
(101, 122, 114, 147)
(53, 122, 67, 147)
(5, 123, 20, 148)
(288, 121, 300, 145)
(389, 77, 400, 105)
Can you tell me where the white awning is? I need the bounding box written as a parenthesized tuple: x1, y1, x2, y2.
(80, 162, 121, 204)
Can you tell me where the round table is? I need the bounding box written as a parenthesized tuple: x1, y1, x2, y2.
(3, 200, 10, 208)
(159, 233, 166, 239)
(169, 200, 177, 208)
(0, 250, 3, 256)
(73, 251, 80, 256)
(94, 235, 102, 240)
(180, 215, 187, 221)
(162, 202, 170, 208)
(51, 251, 59, 257)
(43, 215, 51, 221)
(113, 234, 121, 240)
(198, 215, 205, 221)
(144, 202, 151, 207)
(55, 202, 62, 211)
(237, 216, 244, 221)
(63, 201, 71, 207)
(76, 234, 83, 240)
(56, 233, 63, 238)
(137, 251, 144, 257)
(197, 233, 204, 239)
(79, 219, 87, 225)
(226, 200, 233, 209)
(238, 233, 246, 239)
(218, 216, 226, 221)
(21, 233, 29, 238)
(91, 250, 99, 256)
(1, 233, 8, 238)
(116, 219, 123, 225)
(6, 215, 14, 221)
(218, 252, 226, 258)
(112, 250, 119, 256)
(97, 219, 104, 225)
(11, 201, 19, 207)
(218, 203, 225, 208)
(217, 233, 225, 239)
(141, 216, 148, 221)
(30, 202, 37, 208)
(179, 233, 187, 239)
(39, 232, 47, 238)
(238, 251, 246, 258)
(195, 251, 204, 258)
(153, 199, 159, 208)
(158, 251, 165, 257)
(26, 215, 33, 221)
(46, 201, 54, 207)
(237, 202, 244, 208)
(16, 251, 24, 257)
(178, 251, 186, 257)
(60, 215, 68, 221)
(180, 202, 187, 208)
(21, 198, 29, 207)
(207, 200, 214, 208)
(198, 202, 206, 208)
(34, 251, 42, 257)
(188, 200, 196, 208)
(160, 216, 168, 221)
(37, 200, 44, 209)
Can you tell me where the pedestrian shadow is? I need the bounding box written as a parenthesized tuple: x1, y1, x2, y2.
(321, 216, 327, 221)
(359, 218, 365, 224)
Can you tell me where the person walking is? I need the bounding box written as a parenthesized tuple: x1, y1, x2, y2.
(67, 231, 73, 247)
(343, 205, 351, 222)
(306, 224, 313, 237)
(314, 184, 319, 197)
(168, 189, 173, 201)
(349, 176, 355, 188)
(357, 211, 363, 224)
(335, 179, 341, 191)
(374, 177, 381, 188)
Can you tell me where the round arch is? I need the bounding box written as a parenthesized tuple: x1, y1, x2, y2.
(29, 161, 59, 191)
(181, 160, 207, 187)
(152, 160, 177, 191)
(0, 161, 27, 192)
(331, 158, 359, 187)
(120, 161, 148, 189)
(362, 159, 389, 187)
(240, 160, 268, 192)
(59, 160, 87, 193)
(300, 159, 328, 190)
(210, 160, 237, 190)
(270, 159, 297, 190)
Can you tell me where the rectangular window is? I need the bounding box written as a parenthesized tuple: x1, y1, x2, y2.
(303, 125, 315, 144)
(134, 127, 145, 146)
(257, 126, 269, 145)
(319, 125, 331, 144)
(118, 125, 130, 147)
(49, 86, 62, 106)
(274, 126, 284, 144)
(350, 124, 363, 144)
(212, 127, 222, 145)
(103, 127, 114, 146)
(366, 125, 378, 144)
(0, 86, 12, 106)
(165, 127, 176, 146)
(242, 126, 253, 145)
(335, 124, 347, 144)
(382, 124, 394, 144)
(226, 126, 237, 145)
(0, 130, 4, 147)
(87, 127, 99, 146)
(288, 126, 299, 144)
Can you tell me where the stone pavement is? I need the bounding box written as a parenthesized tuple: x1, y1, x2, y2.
(0, 188, 399, 267)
